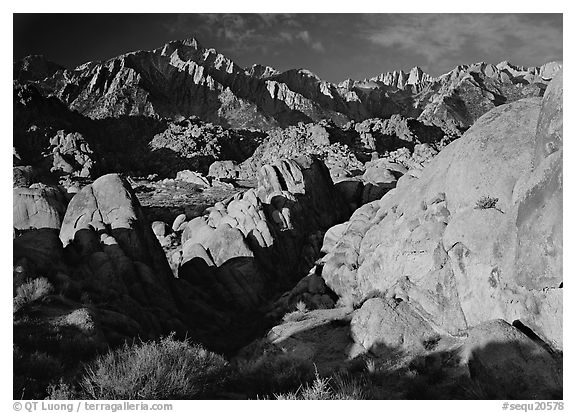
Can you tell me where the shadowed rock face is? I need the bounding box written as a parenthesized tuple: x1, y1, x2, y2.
(13, 155, 350, 389)
(59, 174, 173, 282)
(319, 70, 563, 349)
(174, 155, 349, 346)
(13, 174, 192, 398)
(462, 319, 562, 399)
(13, 82, 267, 181)
(13, 55, 65, 82)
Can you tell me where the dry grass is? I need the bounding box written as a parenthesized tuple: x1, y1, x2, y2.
(276, 371, 367, 400)
(13, 277, 53, 312)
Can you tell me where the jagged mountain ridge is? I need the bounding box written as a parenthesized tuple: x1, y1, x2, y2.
(15, 37, 561, 131)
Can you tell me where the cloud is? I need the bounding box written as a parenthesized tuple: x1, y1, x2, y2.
(363, 14, 562, 72)
(166, 13, 325, 54)
(295, 30, 325, 52)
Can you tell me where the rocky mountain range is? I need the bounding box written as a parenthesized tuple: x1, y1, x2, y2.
(13, 37, 563, 400)
(16, 38, 560, 131)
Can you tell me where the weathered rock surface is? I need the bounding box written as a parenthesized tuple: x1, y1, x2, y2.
(175, 170, 211, 187)
(208, 160, 241, 180)
(320, 70, 563, 348)
(13, 184, 67, 230)
(13, 175, 199, 397)
(350, 297, 442, 356)
(49, 131, 95, 178)
(13, 166, 37, 187)
(417, 61, 550, 130)
(269, 269, 336, 318)
(259, 307, 357, 372)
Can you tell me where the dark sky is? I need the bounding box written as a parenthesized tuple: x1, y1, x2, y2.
(13, 13, 563, 83)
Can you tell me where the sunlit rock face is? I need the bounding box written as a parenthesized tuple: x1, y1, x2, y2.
(321, 70, 563, 349)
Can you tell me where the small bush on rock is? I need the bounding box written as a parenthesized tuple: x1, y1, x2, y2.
(475, 196, 499, 210)
(282, 300, 309, 323)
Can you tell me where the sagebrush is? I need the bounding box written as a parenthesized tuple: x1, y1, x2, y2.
(81, 335, 230, 399)
(13, 277, 53, 312)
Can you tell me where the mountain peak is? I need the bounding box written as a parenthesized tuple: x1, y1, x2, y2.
(245, 64, 280, 79)
(297, 68, 321, 79)
(180, 37, 201, 48)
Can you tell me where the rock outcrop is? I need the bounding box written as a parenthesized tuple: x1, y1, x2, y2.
(13, 174, 194, 397)
(49, 131, 95, 178)
(13, 184, 67, 230)
(177, 155, 348, 299)
(58, 174, 184, 333)
(320, 70, 563, 349)
(165, 156, 347, 346)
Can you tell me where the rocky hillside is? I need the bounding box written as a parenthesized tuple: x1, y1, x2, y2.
(14, 82, 266, 183)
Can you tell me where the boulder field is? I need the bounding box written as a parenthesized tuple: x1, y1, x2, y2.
(13, 152, 350, 380)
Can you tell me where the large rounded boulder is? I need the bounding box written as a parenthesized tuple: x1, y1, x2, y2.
(321, 72, 563, 349)
(14, 184, 67, 230)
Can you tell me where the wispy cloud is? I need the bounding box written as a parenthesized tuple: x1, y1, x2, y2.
(166, 13, 325, 54)
(363, 14, 562, 72)
(295, 30, 325, 52)
(160, 13, 562, 81)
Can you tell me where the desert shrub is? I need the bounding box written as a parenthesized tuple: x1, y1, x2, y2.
(13, 277, 53, 312)
(278, 373, 332, 400)
(276, 371, 367, 400)
(330, 372, 369, 399)
(234, 352, 315, 397)
(475, 196, 498, 210)
(365, 358, 377, 374)
(282, 300, 308, 323)
(81, 334, 230, 399)
(295, 300, 307, 312)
